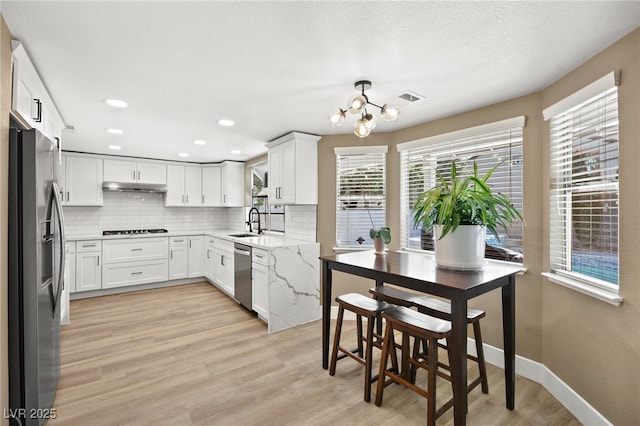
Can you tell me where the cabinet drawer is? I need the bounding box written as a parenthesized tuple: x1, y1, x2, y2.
(170, 236, 188, 247)
(213, 238, 234, 253)
(102, 259, 169, 289)
(76, 240, 102, 252)
(252, 248, 269, 266)
(103, 237, 168, 263)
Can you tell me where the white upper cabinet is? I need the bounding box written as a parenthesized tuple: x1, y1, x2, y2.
(10, 41, 64, 142)
(60, 154, 103, 206)
(201, 162, 244, 207)
(202, 166, 222, 206)
(166, 165, 202, 207)
(104, 159, 166, 185)
(221, 161, 244, 207)
(267, 132, 320, 205)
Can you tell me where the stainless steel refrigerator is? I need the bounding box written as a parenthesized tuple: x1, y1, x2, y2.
(8, 125, 65, 425)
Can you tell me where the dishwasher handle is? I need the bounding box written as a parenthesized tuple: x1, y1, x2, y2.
(234, 248, 251, 256)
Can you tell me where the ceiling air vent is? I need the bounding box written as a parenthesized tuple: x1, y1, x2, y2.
(398, 91, 423, 103)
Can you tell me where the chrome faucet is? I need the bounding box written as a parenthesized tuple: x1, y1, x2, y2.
(247, 207, 262, 235)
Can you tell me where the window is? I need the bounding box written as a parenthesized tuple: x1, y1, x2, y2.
(398, 117, 525, 259)
(251, 162, 284, 232)
(545, 72, 619, 291)
(335, 146, 387, 248)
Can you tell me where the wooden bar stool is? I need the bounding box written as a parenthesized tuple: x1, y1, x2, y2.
(370, 285, 489, 394)
(375, 306, 454, 426)
(329, 293, 397, 402)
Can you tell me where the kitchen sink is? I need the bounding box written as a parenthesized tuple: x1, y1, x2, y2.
(227, 233, 258, 238)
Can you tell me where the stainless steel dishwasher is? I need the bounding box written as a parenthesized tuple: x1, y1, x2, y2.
(234, 243, 252, 310)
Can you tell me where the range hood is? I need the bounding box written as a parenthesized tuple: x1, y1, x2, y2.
(102, 182, 168, 193)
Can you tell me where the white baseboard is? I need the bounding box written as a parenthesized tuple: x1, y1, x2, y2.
(330, 307, 611, 425)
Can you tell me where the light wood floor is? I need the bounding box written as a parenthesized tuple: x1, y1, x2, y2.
(53, 282, 580, 425)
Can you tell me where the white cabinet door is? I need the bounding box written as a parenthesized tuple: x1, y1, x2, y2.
(137, 162, 166, 184)
(66, 242, 76, 293)
(184, 166, 202, 207)
(65, 156, 103, 206)
(103, 159, 137, 183)
(221, 162, 244, 207)
(213, 248, 234, 296)
(165, 165, 186, 206)
(188, 236, 204, 277)
(268, 146, 282, 203)
(279, 141, 296, 204)
(202, 166, 222, 206)
(252, 262, 268, 320)
(76, 251, 102, 292)
(205, 241, 216, 282)
(169, 245, 188, 280)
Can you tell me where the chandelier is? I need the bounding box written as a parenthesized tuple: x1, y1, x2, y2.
(330, 80, 399, 138)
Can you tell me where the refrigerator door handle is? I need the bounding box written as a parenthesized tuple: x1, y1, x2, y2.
(51, 182, 66, 304)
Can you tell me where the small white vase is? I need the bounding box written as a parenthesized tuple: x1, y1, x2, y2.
(434, 225, 486, 270)
(374, 237, 386, 255)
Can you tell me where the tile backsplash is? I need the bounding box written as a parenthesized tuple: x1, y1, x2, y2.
(63, 192, 235, 236)
(63, 192, 318, 242)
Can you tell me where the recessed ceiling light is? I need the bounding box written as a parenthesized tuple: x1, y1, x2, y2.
(230, 149, 242, 154)
(105, 99, 128, 108)
(108, 145, 121, 150)
(193, 140, 206, 145)
(218, 119, 234, 127)
(106, 128, 123, 135)
(178, 153, 189, 157)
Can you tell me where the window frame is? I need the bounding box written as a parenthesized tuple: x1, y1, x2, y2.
(397, 116, 525, 260)
(544, 72, 621, 297)
(334, 145, 388, 249)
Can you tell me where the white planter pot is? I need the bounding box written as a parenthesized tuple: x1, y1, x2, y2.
(434, 225, 486, 271)
(373, 237, 386, 255)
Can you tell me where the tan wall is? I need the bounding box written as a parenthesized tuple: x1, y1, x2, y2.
(317, 28, 639, 424)
(539, 29, 640, 425)
(1, 13, 12, 426)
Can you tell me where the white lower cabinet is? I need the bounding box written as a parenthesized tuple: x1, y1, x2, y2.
(102, 237, 168, 289)
(252, 248, 269, 321)
(169, 237, 188, 280)
(75, 240, 102, 292)
(204, 238, 217, 282)
(188, 236, 204, 278)
(204, 237, 234, 297)
(103, 259, 169, 289)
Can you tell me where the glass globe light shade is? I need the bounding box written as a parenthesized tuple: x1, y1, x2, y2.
(329, 108, 346, 126)
(381, 103, 400, 121)
(354, 119, 372, 138)
(348, 94, 367, 114)
(363, 113, 376, 130)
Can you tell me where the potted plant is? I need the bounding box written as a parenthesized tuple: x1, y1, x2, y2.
(412, 160, 523, 270)
(363, 192, 391, 254)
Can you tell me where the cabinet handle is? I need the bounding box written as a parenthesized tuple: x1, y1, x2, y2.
(221, 255, 224, 266)
(137, 171, 141, 181)
(132, 170, 136, 180)
(174, 239, 184, 243)
(33, 99, 42, 122)
(182, 194, 185, 204)
(255, 254, 264, 259)
(66, 192, 70, 202)
(170, 250, 173, 259)
(82, 244, 96, 248)
(202, 195, 204, 204)
(189, 240, 192, 248)
(131, 248, 143, 251)
(223, 194, 226, 204)
(97, 255, 100, 266)
(131, 271, 143, 275)
(186, 194, 188, 204)
(206, 249, 210, 258)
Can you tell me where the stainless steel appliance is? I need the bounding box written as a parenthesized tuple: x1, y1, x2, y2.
(234, 243, 252, 310)
(9, 125, 65, 426)
(102, 228, 168, 236)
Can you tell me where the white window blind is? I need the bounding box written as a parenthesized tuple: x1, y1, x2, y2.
(398, 119, 524, 256)
(335, 146, 387, 247)
(549, 86, 619, 289)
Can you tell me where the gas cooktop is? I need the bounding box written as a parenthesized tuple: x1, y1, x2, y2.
(102, 229, 168, 236)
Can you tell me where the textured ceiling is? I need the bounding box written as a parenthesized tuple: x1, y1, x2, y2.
(2, 1, 639, 162)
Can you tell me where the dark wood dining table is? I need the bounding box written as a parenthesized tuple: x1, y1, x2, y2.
(320, 250, 522, 426)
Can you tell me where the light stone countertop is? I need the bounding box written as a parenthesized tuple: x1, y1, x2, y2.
(65, 229, 317, 250)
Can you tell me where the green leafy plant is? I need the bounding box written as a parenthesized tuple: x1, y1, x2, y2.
(363, 192, 391, 244)
(412, 160, 523, 241)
